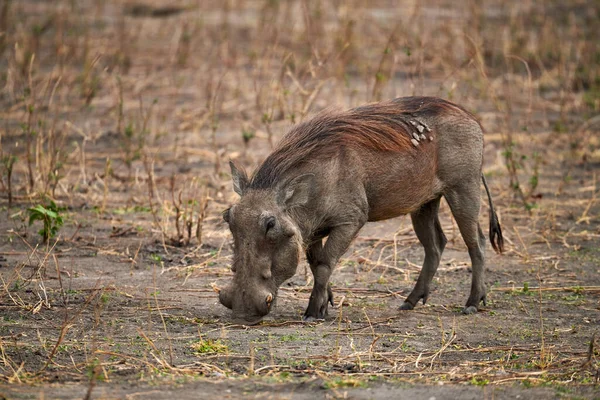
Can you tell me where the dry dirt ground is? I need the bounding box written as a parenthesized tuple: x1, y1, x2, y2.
(1, 1, 599, 399)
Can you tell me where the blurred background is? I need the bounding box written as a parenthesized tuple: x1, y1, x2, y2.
(1, 0, 598, 213)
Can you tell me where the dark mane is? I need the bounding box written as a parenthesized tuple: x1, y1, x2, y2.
(249, 97, 475, 189)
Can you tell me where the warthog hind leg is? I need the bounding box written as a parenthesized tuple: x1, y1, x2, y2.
(445, 183, 487, 314)
(401, 196, 447, 310)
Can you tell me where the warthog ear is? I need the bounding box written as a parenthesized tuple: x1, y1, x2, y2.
(229, 161, 248, 196)
(278, 174, 315, 209)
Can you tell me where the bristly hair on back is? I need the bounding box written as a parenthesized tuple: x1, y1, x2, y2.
(249, 96, 476, 190)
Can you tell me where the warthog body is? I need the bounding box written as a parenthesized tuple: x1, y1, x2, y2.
(219, 96, 504, 324)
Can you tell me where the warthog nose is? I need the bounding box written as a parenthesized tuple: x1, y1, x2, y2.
(266, 293, 273, 309)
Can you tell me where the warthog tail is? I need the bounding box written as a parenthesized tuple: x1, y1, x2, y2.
(482, 174, 504, 254)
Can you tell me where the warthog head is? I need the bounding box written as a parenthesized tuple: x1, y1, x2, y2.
(219, 162, 313, 324)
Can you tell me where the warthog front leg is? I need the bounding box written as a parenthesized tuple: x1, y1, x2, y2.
(304, 240, 333, 319)
(303, 222, 364, 321)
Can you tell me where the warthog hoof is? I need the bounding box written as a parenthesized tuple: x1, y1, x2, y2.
(399, 302, 415, 311)
(303, 283, 334, 321)
(461, 305, 478, 315)
(463, 293, 486, 315)
(302, 315, 325, 323)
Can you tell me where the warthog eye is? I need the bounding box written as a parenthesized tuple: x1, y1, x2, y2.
(264, 216, 276, 233)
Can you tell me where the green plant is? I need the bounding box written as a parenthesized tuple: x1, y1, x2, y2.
(501, 140, 538, 211)
(27, 200, 64, 242)
(469, 376, 489, 386)
(279, 334, 301, 342)
(121, 122, 143, 172)
(242, 128, 255, 153)
(191, 338, 228, 354)
(323, 377, 367, 389)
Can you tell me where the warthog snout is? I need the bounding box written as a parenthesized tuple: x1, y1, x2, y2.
(220, 281, 275, 325)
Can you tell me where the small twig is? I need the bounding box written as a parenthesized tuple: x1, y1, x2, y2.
(492, 286, 600, 293)
(254, 364, 290, 374)
(38, 283, 102, 373)
(581, 332, 597, 368)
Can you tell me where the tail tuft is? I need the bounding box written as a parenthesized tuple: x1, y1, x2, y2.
(489, 208, 504, 254)
(482, 174, 504, 254)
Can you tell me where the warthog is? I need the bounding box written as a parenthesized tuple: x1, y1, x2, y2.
(219, 96, 504, 324)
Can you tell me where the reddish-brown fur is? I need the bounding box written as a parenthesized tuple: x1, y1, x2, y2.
(250, 97, 475, 190)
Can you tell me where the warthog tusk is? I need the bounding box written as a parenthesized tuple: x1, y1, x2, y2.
(210, 282, 221, 293)
(266, 293, 273, 307)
